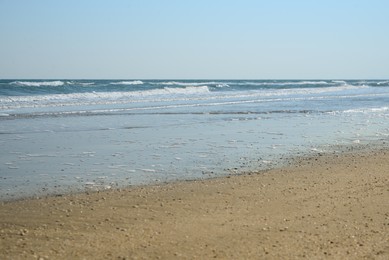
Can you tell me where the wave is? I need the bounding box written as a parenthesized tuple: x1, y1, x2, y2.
(0, 86, 211, 109)
(163, 86, 209, 94)
(223, 84, 369, 99)
(240, 81, 331, 86)
(156, 80, 329, 85)
(155, 81, 224, 87)
(1, 82, 384, 113)
(216, 83, 230, 88)
(63, 81, 95, 86)
(0, 83, 372, 110)
(153, 80, 332, 89)
(10, 81, 65, 87)
(376, 81, 389, 85)
(122, 85, 210, 96)
(79, 82, 95, 86)
(4, 107, 322, 120)
(110, 80, 144, 85)
(331, 80, 347, 84)
(343, 106, 389, 114)
(294, 84, 368, 94)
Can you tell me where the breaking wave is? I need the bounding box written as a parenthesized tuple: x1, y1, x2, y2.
(110, 81, 144, 85)
(155, 80, 330, 87)
(0, 86, 211, 109)
(10, 81, 65, 87)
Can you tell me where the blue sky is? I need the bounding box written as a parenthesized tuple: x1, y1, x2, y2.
(0, 0, 388, 79)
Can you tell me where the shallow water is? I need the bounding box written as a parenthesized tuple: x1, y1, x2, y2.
(1, 80, 389, 200)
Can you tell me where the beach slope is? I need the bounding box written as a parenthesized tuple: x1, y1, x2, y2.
(1, 150, 388, 259)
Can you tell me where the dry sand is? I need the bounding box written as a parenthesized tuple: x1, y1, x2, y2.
(1, 149, 389, 259)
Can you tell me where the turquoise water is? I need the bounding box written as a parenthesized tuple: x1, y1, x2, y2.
(1, 80, 389, 200)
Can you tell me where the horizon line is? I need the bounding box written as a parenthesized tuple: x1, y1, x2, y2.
(1, 78, 388, 81)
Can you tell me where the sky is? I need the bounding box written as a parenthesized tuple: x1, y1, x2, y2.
(0, 0, 388, 79)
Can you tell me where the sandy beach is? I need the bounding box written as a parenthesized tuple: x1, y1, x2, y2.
(1, 148, 388, 259)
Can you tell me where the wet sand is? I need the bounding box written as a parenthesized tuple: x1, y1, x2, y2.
(1, 149, 389, 259)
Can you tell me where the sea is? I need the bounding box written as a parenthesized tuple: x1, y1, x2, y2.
(1, 79, 389, 200)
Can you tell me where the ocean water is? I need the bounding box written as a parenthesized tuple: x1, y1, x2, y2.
(1, 79, 389, 200)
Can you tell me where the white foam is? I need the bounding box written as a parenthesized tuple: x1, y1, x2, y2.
(216, 83, 230, 88)
(64, 81, 94, 86)
(110, 80, 143, 85)
(332, 80, 347, 84)
(0, 86, 211, 109)
(0, 83, 384, 117)
(157, 81, 218, 86)
(26, 153, 57, 157)
(262, 160, 272, 164)
(11, 81, 65, 87)
(82, 151, 96, 155)
(343, 107, 389, 114)
(287, 84, 368, 95)
(376, 81, 389, 85)
(164, 86, 210, 94)
(370, 107, 389, 112)
(241, 81, 330, 86)
(140, 169, 156, 172)
(310, 148, 324, 153)
(80, 82, 95, 86)
(156, 80, 330, 87)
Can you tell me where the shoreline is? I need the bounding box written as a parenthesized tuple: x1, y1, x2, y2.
(1, 147, 389, 259)
(2, 141, 386, 203)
